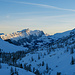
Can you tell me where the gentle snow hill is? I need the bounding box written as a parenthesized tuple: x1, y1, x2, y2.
(0, 39, 27, 53)
(51, 28, 75, 40)
(0, 63, 35, 75)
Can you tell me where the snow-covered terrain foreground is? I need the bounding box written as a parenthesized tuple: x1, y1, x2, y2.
(0, 63, 35, 75)
(17, 49, 75, 75)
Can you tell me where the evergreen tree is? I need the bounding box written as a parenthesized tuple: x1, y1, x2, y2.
(29, 64, 31, 72)
(31, 57, 34, 61)
(10, 67, 14, 75)
(33, 67, 35, 72)
(57, 72, 61, 75)
(15, 68, 18, 75)
(24, 63, 27, 70)
(35, 69, 41, 75)
(38, 55, 40, 60)
(20, 64, 23, 68)
(71, 56, 74, 65)
(70, 47, 74, 54)
(42, 61, 44, 66)
(15, 68, 17, 74)
(46, 63, 48, 70)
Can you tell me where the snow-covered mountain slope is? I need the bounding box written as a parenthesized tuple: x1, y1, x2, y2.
(51, 28, 75, 40)
(17, 49, 75, 75)
(0, 38, 28, 53)
(16, 28, 75, 75)
(0, 63, 35, 75)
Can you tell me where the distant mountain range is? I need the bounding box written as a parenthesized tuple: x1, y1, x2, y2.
(0, 28, 49, 49)
(0, 28, 75, 49)
(0, 28, 44, 40)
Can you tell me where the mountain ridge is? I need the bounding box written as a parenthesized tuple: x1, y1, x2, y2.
(0, 28, 44, 41)
(0, 28, 75, 49)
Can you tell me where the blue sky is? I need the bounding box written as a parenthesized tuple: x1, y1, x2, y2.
(0, 0, 75, 34)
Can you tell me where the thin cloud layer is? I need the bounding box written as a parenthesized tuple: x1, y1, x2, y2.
(12, 1, 75, 12)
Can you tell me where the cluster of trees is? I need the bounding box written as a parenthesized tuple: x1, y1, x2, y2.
(17, 63, 41, 75)
(1, 51, 27, 65)
(0, 48, 43, 75)
(10, 67, 18, 75)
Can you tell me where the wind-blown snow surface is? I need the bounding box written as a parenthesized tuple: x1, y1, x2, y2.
(0, 39, 27, 53)
(0, 63, 35, 75)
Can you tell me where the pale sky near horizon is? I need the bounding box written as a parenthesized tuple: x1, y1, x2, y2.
(0, 0, 75, 35)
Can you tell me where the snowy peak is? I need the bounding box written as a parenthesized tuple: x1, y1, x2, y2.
(0, 28, 45, 40)
(17, 28, 30, 33)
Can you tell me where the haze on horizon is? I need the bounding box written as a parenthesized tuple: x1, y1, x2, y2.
(0, 0, 75, 35)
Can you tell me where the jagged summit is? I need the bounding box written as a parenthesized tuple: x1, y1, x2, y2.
(0, 28, 45, 40)
(17, 28, 30, 33)
(17, 28, 44, 36)
(0, 33, 4, 35)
